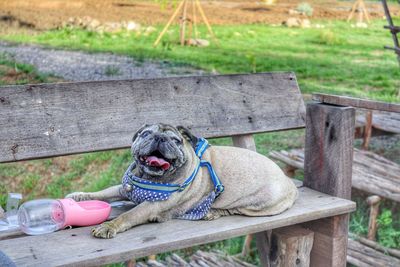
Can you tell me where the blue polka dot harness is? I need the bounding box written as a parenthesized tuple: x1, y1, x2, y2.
(122, 138, 224, 220)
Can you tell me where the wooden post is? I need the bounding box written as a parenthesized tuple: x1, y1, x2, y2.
(362, 111, 373, 150)
(366, 195, 381, 241)
(303, 103, 355, 267)
(270, 226, 314, 267)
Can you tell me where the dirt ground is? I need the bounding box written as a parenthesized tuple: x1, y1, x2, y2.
(0, 0, 397, 31)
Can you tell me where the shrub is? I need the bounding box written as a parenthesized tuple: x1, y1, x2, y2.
(316, 30, 346, 46)
(296, 2, 314, 16)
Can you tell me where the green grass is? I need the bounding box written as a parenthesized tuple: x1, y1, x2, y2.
(1, 20, 399, 102)
(0, 53, 52, 85)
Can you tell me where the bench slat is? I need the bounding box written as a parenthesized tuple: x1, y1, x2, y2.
(0, 186, 354, 267)
(0, 72, 305, 163)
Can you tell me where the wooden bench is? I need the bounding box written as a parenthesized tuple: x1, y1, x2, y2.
(0, 73, 356, 266)
(271, 93, 400, 267)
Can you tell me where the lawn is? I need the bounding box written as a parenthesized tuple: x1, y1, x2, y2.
(2, 20, 400, 102)
(0, 18, 400, 264)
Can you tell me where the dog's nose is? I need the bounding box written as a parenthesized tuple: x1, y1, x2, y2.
(154, 134, 166, 142)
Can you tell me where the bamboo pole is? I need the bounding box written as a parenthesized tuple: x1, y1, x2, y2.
(195, 0, 219, 45)
(153, 0, 186, 47)
(192, 0, 199, 40)
(180, 0, 188, 46)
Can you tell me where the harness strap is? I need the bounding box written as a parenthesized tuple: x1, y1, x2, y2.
(125, 138, 224, 196)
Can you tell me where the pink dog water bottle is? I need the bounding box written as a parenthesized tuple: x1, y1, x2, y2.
(18, 198, 111, 235)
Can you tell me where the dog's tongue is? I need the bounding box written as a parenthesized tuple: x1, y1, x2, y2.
(146, 156, 170, 170)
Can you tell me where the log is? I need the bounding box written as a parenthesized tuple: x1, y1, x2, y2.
(366, 195, 381, 241)
(270, 226, 314, 267)
(349, 234, 400, 259)
(270, 148, 400, 202)
(347, 239, 400, 267)
(356, 109, 400, 134)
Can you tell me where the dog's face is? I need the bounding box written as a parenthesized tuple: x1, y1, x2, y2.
(131, 124, 198, 180)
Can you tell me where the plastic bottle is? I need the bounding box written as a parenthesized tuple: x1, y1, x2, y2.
(18, 198, 111, 235)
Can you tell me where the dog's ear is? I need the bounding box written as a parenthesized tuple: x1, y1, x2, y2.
(132, 124, 150, 142)
(177, 126, 199, 149)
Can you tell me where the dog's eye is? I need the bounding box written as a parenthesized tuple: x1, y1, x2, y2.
(141, 131, 151, 138)
(173, 138, 182, 144)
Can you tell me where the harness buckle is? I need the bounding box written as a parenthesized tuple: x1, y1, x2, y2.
(215, 184, 224, 195)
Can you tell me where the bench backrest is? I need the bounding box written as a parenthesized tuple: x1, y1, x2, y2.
(0, 72, 305, 163)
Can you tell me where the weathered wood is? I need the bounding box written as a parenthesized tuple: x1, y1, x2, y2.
(312, 93, 400, 113)
(366, 195, 381, 241)
(357, 109, 400, 134)
(255, 230, 272, 267)
(303, 215, 349, 267)
(303, 103, 355, 267)
(362, 111, 372, 149)
(347, 239, 400, 267)
(270, 225, 314, 267)
(0, 187, 355, 267)
(0, 72, 305, 163)
(304, 103, 355, 200)
(270, 148, 400, 202)
(349, 234, 400, 259)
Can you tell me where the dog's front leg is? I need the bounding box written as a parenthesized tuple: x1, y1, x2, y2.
(91, 201, 169, 239)
(66, 185, 126, 202)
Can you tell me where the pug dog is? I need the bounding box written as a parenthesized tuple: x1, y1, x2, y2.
(66, 123, 298, 239)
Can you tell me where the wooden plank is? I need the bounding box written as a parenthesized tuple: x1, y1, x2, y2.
(0, 187, 355, 267)
(0, 72, 305, 163)
(303, 103, 355, 267)
(312, 93, 400, 113)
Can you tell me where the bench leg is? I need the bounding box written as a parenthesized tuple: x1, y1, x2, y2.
(304, 103, 355, 267)
(255, 225, 314, 267)
(303, 215, 349, 267)
(255, 230, 272, 267)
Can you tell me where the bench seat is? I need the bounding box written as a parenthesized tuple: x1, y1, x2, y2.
(0, 185, 355, 267)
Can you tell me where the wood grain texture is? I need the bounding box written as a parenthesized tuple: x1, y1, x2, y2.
(312, 93, 400, 113)
(270, 148, 400, 202)
(303, 103, 355, 267)
(270, 226, 314, 267)
(303, 215, 349, 267)
(366, 195, 381, 241)
(356, 109, 400, 134)
(304, 103, 355, 200)
(0, 187, 355, 267)
(349, 234, 400, 259)
(0, 72, 305, 163)
(347, 239, 400, 267)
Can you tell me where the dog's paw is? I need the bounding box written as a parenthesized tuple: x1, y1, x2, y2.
(203, 210, 221, 221)
(91, 222, 118, 239)
(65, 192, 93, 201)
